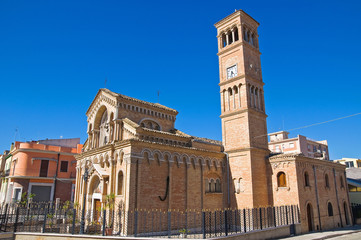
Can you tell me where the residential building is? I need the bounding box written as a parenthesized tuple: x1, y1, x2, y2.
(334, 158, 361, 168)
(74, 9, 351, 234)
(268, 131, 329, 160)
(0, 138, 82, 203)
(345, 167, 361, 204)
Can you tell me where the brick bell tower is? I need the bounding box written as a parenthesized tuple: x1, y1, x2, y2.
(215, 10, 271, 208)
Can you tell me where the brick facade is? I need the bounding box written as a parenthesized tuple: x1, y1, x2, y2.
(74, 10, 351, 235)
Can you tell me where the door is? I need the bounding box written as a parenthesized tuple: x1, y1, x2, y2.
(307, 204, 313, 232)
(39, 160, 49, 177)
(31, 185, 52, 202)
(94, 199, 101, 222)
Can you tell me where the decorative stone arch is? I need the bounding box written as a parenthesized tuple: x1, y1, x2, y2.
(139, 118, 162, 131)
(98, 155, 105, 168)
(88, 174, 102, 195)
(103, 153, 110, 168)
(198, 156, 205, 168)
(92, 156, 99, 164)
(114, 149, 123, 164)
(170, 154, 180, 167)
(93, 105, 108, 130)
(205, 157, 212, 170)
(189, 155, 197, 169)
(163, 151, 172, 162)
(153, 150, 163, 160)
(152, 150, 163, 166)
(212, 159, 219, 170)
(180, 154, 190, 165)
(141, 148, 153, 159)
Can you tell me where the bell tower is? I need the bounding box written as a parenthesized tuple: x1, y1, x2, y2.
(215, 10, 270, 208)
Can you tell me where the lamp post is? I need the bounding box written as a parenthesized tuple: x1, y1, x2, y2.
(79, 165, 89, 234)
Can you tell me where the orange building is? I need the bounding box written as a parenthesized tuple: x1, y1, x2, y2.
(2, 138, 82, 203)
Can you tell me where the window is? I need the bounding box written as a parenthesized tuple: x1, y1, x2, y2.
(216, 179, 221, 192)
(325, 174, 330, 188)
(117, 171, 124, 195)
(308, 144, 311, 151)
(277, 172, 287, 188)
(313, 146, 317, 152)
(39, 160, 49, 177)
(60, 161, 68, 172)
(13, 188, 22, 202)
(328, 202, 333, 216)
(289, 143, 295, 148)
(206, 178, 221, 193)
(304, 172, 310, 187)
(275, 145, 280, 152)
(358, 162, 361, 168)
(345, 161, 354, 168)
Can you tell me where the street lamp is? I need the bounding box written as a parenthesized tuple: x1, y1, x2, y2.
(80, 164, 89, 234)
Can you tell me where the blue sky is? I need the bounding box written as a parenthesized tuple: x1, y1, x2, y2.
(0, 0, 360, 159)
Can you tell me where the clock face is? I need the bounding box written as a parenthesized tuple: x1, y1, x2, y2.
(227, 65, 237, 79)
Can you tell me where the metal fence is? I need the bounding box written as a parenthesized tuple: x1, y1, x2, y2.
(351, 203, 361, 224)
(0, 202, 299, 238)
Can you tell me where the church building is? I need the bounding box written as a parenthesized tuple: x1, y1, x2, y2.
(74, 10, 351, 234)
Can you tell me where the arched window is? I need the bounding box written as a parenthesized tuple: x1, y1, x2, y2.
(325, 174, 330, 188)
(328, 202, 333, 216)
(216, 179, 221, 192)
(117, 171, 124, 195)
(210, 179, 215, 192)
(228, 31, 233, 44)
(277, 172, 287, 188)
(222, 33, 227, 48)
(305, 172, 310, 187)
(234, 27, 239, 41)
(205, 179, 209, 193)
(98, 110, 109, 147)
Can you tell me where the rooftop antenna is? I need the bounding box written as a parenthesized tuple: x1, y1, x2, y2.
(14, 128, 18, 142)
(104, 78, 107, 88)
(157, 90, 160, 103)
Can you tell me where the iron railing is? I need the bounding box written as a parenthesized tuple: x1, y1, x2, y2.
(0, 202, 300, 238)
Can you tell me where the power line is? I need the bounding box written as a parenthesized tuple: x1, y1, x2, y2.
(254, 111, 361, 139)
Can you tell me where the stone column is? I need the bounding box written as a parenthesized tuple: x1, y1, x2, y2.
(233, 89, 236, 109)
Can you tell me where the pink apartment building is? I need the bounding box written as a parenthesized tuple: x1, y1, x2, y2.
(269, 131, 329, 160)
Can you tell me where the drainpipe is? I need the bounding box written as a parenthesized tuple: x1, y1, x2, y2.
(53, 153, 60, 201)
(313, 165, 322, 230)
(333, 168, 343, 227)
(225, 152, 230, 208)
(344, 171, 353, 225)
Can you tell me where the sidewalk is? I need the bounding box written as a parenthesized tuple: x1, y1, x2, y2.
(280, 225, 361, 239)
